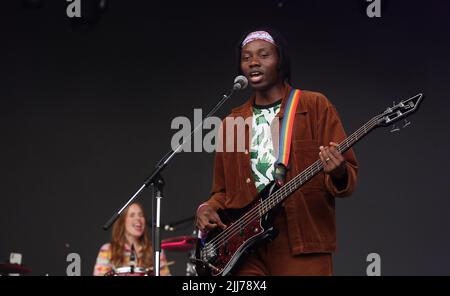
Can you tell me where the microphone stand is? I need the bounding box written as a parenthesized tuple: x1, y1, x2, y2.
(103, 83, 244, 276)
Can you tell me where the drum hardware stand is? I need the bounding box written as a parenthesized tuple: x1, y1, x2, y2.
(186, 229, 198, 276)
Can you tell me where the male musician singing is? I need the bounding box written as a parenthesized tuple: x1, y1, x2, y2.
(196, 28, 358, 275)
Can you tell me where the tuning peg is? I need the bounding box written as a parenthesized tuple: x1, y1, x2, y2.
(390, 124, 400, 133)
(403, 119, 411, 128)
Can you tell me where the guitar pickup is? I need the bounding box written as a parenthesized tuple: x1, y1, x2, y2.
(223, 241, 229, 255)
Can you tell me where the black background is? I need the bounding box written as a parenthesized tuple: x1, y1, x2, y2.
(1, 0, 449, 276)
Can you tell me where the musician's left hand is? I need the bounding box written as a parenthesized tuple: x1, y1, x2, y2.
(319, 142, 347, 180)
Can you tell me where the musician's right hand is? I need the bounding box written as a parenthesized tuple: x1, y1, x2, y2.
(196, 203, 227, 231)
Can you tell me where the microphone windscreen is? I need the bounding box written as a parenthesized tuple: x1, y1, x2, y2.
(233, 75, 248, 90)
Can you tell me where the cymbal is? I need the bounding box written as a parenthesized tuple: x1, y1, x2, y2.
(161, 235, 196, 252)
(0, 263, 32, 274)
(148, 261, 175, 271)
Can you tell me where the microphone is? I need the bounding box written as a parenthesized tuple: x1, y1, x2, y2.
(129, 243, 136, 268)
(233, 75, 248, 90)
(163, 215, 195, 231)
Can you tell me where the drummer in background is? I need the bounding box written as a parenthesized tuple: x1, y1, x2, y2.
(93, 202, 171, 276)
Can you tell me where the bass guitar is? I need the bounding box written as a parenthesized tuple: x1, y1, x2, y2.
(194, 93, 424, 276)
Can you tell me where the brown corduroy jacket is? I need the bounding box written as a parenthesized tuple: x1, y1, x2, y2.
(204, 84, 358, 255)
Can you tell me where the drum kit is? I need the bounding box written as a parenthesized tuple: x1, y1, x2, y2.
(0, 236, 195, 276)
(105, 235, 196, 276)
(105, 261, 175, 276)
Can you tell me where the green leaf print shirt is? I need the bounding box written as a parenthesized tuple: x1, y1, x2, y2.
(250, 99, 281, 192)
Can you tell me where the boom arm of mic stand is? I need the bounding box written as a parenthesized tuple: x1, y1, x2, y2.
(102, 88, 236, 230)
(164, 215, 196, 230)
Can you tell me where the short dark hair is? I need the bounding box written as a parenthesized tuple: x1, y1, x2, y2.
(236, 27, 292, 84)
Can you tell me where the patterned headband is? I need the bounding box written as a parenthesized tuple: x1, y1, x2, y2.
(242, 31, 276, 48)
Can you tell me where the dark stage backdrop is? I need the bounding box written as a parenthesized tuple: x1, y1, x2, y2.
(1, 0, 449, 276)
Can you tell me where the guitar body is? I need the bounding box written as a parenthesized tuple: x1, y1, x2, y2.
(195, 181, 279, 276)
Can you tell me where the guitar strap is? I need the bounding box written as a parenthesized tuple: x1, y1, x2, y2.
(274, 88, 302, 185)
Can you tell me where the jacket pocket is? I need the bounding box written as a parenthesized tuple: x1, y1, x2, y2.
(292, 140, 324, 190)
(223, 152, 243, 195)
